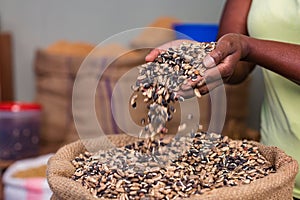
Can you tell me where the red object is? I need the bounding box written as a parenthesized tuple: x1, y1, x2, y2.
(0, 102, 41, 112)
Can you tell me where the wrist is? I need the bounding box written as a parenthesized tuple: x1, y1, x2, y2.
(239, 34, 251, 60)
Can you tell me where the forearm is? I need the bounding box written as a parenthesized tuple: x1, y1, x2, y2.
(244, 36, 300, 84)
(217, 0, 254, 84)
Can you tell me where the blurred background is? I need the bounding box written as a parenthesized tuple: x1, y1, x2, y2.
(0, 0, 264, 130)
(0, 1, 265, 198)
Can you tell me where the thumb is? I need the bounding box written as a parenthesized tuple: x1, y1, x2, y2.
(145, 49, 161, 62)
(203, 54, 216, 68)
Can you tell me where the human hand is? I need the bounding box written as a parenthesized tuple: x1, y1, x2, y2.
(144, 34, 249, 98)
(197, 33, 250, 94)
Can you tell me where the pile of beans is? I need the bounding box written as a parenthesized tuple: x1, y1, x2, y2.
(72, 132, 275, 199)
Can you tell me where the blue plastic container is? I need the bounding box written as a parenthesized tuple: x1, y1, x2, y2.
(173, 23, 219, 42)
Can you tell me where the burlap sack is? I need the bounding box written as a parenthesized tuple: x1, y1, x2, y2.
(36, 91, 72, 154)
(45, 40, 94, 57)
(47, 134, 298, 200)
(34, 43, 91, 153)
(34, 42, 148, 153)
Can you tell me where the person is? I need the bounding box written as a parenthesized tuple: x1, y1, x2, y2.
(145, 0, 300, 198)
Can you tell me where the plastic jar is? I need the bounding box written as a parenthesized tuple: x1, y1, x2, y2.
(0, 102, 42, 161)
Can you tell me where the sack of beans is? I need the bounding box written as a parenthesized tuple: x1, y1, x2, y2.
(47, 133, 298, 200)
(3, 154, 53, 200)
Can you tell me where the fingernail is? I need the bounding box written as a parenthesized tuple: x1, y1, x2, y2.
(203, 55, 216, 68)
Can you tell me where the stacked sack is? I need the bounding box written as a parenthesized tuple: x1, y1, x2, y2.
(34, 41, 94, 153)
(34, 42, 146, 153)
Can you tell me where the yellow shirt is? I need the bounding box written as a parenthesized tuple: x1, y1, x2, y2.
(248, 0, 300, 197)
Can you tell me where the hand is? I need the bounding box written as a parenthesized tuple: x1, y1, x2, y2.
(197, 33, 250, 94)
(145, 34, 250, 98)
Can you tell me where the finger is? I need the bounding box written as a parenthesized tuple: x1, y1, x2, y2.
(145, 49, 162, 62)
(203, 66, 223, 84)
(178, 77, 223, 98)
(177, 81, 194, 98)
(180, 83, 193, 91)
(176, 88, 195, 99)
(197, 79, 224, 95)
(184, 75, 205, 88)
(177, 76, 205, 99)
(203, 54, 216, 68)
(204, 59, 238, 84)
(205, 34, 241, 67)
